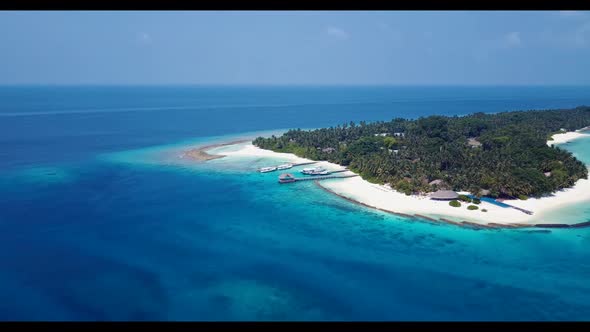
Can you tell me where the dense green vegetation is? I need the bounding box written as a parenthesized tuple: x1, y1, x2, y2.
(458, 195, 472, 203)
(449, 200, 461, 207)
(467, 205, 479, 211)
(253, 107, 590, 198)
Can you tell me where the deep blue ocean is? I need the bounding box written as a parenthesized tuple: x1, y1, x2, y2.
(1, 85, 590, 321)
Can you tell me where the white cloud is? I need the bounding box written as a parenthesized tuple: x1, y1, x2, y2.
(505, 31, 522, 47)
(325, 26, 349, 40)
(137, 32, 152, 45)
(558, 11, 586, 18)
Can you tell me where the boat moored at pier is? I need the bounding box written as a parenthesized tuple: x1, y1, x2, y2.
(259, 166, 277, 173)
(301, 166, 329, 175)
(277, 163, 293, 170)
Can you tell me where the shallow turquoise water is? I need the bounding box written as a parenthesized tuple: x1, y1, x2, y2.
(562, 133, 590, 165)
(532, 134, 590, 225)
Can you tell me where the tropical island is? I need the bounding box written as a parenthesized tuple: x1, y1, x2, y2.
(253, 107, 590, 200)
(177, 106, 590, 227)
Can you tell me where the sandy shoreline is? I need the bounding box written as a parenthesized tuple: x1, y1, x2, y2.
(183, 139, 251, 161)
(195, 135, 590, 228)
(318, 173, 590, 226)
(547, 129, 590, 146)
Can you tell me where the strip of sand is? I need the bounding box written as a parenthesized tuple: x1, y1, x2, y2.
(183, 139, 250, 161)
(547, 130, 590, 146)
(318, 176, 535, 225)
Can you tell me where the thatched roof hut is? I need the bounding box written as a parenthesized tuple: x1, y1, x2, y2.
(278, 173, 296, 183)
(322, 147, 336, 153)
(429, 190, 459, 200)
(479, 189, 491, 196)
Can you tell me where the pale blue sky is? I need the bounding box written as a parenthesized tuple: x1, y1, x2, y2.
(1, 10, 590, 85)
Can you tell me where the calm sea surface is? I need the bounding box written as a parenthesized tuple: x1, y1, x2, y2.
(1, 86, 590, 320)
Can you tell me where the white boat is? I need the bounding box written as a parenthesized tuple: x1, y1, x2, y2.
(300, 167, 318, 174)
(277, 163, 293, 170)
(301, 166, 328, 175)
(259, 166, 277, 173)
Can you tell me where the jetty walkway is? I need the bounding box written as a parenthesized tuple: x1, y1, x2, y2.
(286, 174, 358, 182)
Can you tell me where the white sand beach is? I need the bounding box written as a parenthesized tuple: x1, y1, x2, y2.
(210, 143, 312, 164)
(319, 177, 532, 224)
(202, 137, 590, 226)
(501, 177, 590, 220)
(320, 175, 590, 226)
(547, 130, 590, 146)
(212, 142, 348, 171)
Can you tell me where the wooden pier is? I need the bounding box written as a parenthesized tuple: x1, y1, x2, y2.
(283, 174, 358, 183)
(293, 161, 318, 166)
(329, 169, 348, 174)
(508, 205, 534, 215)
(493, 196, 534, 215)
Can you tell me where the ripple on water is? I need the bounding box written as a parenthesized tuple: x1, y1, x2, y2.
(9, 166, 75, 185)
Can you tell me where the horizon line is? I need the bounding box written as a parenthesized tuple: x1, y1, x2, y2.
(2, 83, 590, 88)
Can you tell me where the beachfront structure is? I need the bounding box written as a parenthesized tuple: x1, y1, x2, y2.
(322, 147, 336, 153)
(429, 179, 444, 186)
(467, 137, 482, 148)
(479, 189, 491, 196)
(278, 173, 296, 183)
(429, 190, 459, 200)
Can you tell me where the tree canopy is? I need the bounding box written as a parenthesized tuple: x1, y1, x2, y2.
(253, 106, 590, 198)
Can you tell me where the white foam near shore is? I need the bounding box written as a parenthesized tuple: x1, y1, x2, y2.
(205, 139, 590, 226)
